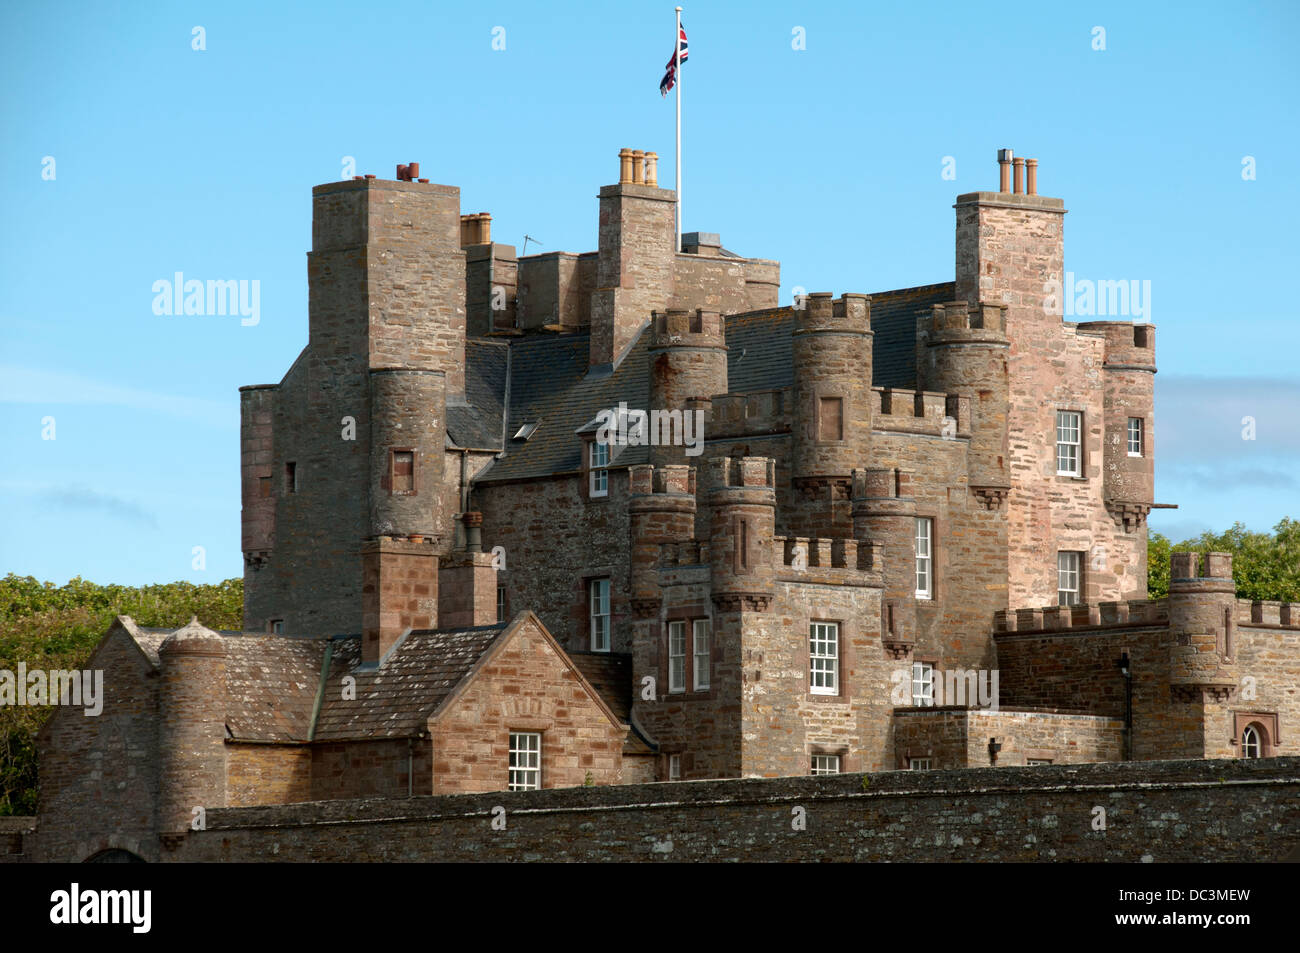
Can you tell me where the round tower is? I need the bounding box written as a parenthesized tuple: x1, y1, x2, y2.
(158, 618, 228, 834)
(1168, 551, 1238, 701)
(628, 465, 698, 615)
(647, 309, 727, 468)
(851, 467, 918, 656)
(791, 293, 872, 490)
(1077, 321, 1157, 529)
(368, 368, 447, 539)
(920, 301, 1010, 496)
(708, 456, 776, 613)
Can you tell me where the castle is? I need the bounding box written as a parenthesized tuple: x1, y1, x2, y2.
(28, 147, 1299, 862)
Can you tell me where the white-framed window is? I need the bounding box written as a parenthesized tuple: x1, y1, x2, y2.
(496, 584, 506, 623)
(1026, 758, 1053, 766)
(589, 578, 610, 652)
(908, 758, 931, 771)
(915, 517, 933, 599)
(508, 732, 541, 791)
(668, 754, 682, 780)
(1056, 410, 1081, 476)
(911, 662, 934, 707)
(667, 621, 686, 693)
(811, 754, 841, 776)
(1057, 551, 1081, 606)
(1241, 725, 1261, 759)
(809, 621, 839, 695)
(589, 441, 609, 497)
(1127, 417, 1143, 456)
(692, 619, 710, 691)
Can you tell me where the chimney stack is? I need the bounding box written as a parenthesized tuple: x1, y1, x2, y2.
(361, 536, 439, 664)
(997, 149, 1013, 193)
(438, 513, 499, 628)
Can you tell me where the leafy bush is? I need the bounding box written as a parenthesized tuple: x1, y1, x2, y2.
(1147, 519, 1299, 601)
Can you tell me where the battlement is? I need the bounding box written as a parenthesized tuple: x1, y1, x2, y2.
(994, 599, 1169, 633)
(1076, 320, 1156, 369)
(1237, 599, 1300, 627)
(650, 308, 725, 348)
(1171, 551, 1233, 582)
(660, 539, 710, 567)
(708, 455, 776, 489)
(627, 464, 697, 497)
(777, 536, 883, 574)
(868, 386, 971, 437)
(852, 467, 915, 501)
(930, 300, 1007, 334)
(793, 292, 871, 332)
(709, 388, 792, 437)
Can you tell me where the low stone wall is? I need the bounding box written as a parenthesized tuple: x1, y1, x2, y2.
(145, 757, 1300, 863)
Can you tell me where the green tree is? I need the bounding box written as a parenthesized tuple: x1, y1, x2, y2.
(1147, 518, 1299, 601)
(0, 575, 243, 816)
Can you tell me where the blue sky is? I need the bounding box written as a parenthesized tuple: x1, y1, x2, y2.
(1, 0, 1297, 586)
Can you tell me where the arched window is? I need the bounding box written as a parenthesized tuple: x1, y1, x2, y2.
(85, 848, 146, 863)
(1241, 724, 1262, 759)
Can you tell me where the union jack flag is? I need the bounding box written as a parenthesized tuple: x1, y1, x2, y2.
(659, 25, 688, 96)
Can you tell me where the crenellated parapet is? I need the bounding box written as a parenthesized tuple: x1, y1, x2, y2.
(994, 599, 1169, 633)
(1237, 599, 1300, 627)
(708, 388, 792, 439)
(873, 387, 971, 438)
(775, 535, 883, 589)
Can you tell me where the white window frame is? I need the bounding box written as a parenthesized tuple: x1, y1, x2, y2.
(1026, 758, 1053, 766)
(911, 661, 934, 707)
(908, 758, 931, 771)
(809, 621, 839, 696)
(1057, 551, 1081, 606)
(692, 619, 710, 691)
(915, 517, 933, 599)
(1056, 410, 1081, 476)
(667, 621, 687, 693)
(810, 754, 840, 776)
(1127, 417, 1143, 457)
(1241, 725, 1261, 759)
(496, 584, 506, 624)
(668, 754, 681, 780)
(589, 441, 609, 497)
(508, 732, 541, 791)
(589, 578, 610, 652)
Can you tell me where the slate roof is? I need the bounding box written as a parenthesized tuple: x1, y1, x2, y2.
(470, 282, 955, 484)
(568, 651, 654, 755)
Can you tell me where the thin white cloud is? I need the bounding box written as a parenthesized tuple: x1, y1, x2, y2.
(0, 364, 234, 429)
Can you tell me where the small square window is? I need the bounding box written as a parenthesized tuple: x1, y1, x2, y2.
(508, 732, 541, 791)
(668, 754, 681, 780)
(270, 619, 284, 634)
(1127, 417, 1143, 456)
(909, 758, 931, 771)
(811, 754, 840, 776)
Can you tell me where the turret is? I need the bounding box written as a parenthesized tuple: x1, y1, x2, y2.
(627, 465, 698, 615)
(1168, 552, 1238, 702)
(708, 456, 776, 613)
(158, 619, 227, 834)
(852, 468, 917, 658)
(791, 293, 872, 491)
(919, 301, 1010, 499)
(647, 309, 726, 467)
(1077, 321, 1157, 532)
(368, 368, 446, 538)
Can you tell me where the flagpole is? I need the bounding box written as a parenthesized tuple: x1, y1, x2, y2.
(675, 5, 682, 253)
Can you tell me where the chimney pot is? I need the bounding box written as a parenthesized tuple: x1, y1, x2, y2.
(644, 151, 659, 188)
(997, 149, 1013, 193)
(619, 148, 634, 185)
(1012, 157, 1025, 195)
(409, 161, 420, 179)
(1025, 158, 1038, 195)
(631, 149, 646, 185)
